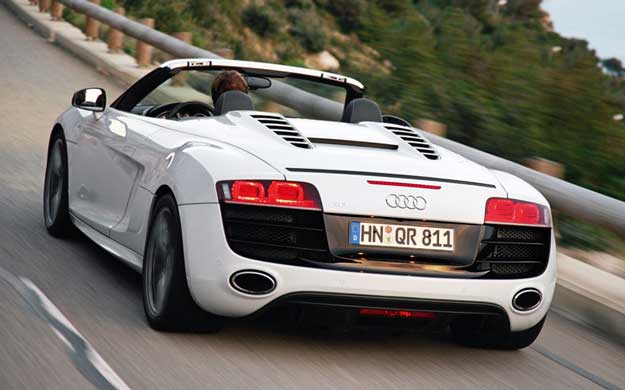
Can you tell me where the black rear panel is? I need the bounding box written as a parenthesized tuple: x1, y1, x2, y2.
(221, 203, 331, 264)
(472, 225, 551, 278)
(220, 204, 551, 279)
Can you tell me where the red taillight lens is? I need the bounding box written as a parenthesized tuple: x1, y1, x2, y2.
(220, 180, 321, 210)
(267, 181, 316, 208)
(231, 181, 265, 203)
(485, 198, 550, 226)
(359, 308, 436, 319)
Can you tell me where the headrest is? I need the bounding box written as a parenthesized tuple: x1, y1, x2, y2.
(341, 98, 383, 123)
(214, 90, 254, 115)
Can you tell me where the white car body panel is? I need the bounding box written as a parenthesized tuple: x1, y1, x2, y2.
(51, 59, 557, 333)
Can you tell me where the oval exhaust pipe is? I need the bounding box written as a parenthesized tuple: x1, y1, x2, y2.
(230, 270, 276, 295)
(512, 288, 542, 311)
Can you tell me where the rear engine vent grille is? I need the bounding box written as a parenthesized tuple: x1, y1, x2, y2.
(475, 225, 551, 279)
(384, 125, 440, 160)
(251, 114, 311, 149)
(221, 203, 330, 264)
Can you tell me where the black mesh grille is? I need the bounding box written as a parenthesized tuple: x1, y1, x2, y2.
(476, 225, 551, 278)
(496, 227, 546, 241)
(492, 244, 541, 259)
(491, 263, 534, 275)
(221, 203, 330, 264)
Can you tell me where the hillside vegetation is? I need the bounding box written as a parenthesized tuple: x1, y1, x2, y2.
(86, 0, 625, 202)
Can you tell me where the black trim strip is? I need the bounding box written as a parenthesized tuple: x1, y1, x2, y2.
(308, 138, 399, 150)
(247, 292, 509, 321)
(286, 168, 497, 188)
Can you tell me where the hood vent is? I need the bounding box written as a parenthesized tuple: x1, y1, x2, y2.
(384, 125, 440, 160)
(251, 114, 311, 149)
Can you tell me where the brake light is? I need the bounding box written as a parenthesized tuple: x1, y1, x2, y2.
(485, 198, 550, 226)
(220, 180, 321, 210)
(359, 308, 436, 319)
(231, 181, 265, 203)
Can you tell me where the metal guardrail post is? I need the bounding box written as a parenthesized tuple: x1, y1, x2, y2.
(173, 31, 191, 44)
(84, 0, 100, 40)
(50, 1, 63, 20)
(106, 7, 124, 52)
(52, 0, 625, 236)
(415, 119, 447, 137)
(135, 18, 154, 66)
(38, 0, 50, 12)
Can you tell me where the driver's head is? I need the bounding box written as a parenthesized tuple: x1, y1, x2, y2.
(211, 71, 248, 104)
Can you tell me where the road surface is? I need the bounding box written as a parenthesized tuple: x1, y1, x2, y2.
(0, 4, 624, 389)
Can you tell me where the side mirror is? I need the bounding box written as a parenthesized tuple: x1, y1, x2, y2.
(72, 88, 106, 112)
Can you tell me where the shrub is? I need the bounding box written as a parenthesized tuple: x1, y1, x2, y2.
(100, 0, 116, 10)
(285, 0, 314, 9)
(288, 10, 327, 52)
(325, 0, 367, 32)
(241, 4, 279, 36)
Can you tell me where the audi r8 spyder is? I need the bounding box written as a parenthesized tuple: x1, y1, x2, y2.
(44, 59, 555, 349)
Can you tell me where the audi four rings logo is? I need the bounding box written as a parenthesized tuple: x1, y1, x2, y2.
(385, 194, 427, 210)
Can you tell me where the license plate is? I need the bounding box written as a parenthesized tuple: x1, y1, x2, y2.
(349, 222, 454, 251)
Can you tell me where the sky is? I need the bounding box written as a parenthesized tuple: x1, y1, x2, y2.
(542, 0, 625, 62)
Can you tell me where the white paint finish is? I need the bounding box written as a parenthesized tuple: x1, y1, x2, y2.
(491, 170, 550, 207)
(68, 109, 140, 234)
(285, 171, 504, 224)
(52, 63, 558, 334)
(146, 113, 501, 190)
(109, 185, 153, 255)
(72, 214, 143, 270)
(180, 203, 557, 332)
(294, 119, 399, 145)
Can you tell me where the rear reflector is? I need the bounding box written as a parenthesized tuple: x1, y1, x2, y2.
(359, 308, 437, 319)
(367, 180, 441, 190)
(485, 198, 550, 226)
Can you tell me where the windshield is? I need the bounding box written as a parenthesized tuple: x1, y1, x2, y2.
(137, 69, 347, 118)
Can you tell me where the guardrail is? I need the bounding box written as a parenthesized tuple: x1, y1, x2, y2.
(29, 0, 625, 236)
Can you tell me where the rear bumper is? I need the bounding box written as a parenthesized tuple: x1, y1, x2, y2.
(179, 203, 557, 332)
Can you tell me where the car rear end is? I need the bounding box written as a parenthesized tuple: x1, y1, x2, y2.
(180, 172, 555, 336)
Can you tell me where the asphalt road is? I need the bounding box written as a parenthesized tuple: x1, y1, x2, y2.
(1, 4, 625, 389)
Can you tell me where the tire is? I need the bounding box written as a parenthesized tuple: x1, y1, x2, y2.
(142, 193, 223, 332)
(43, 133, 74, 237)
(451, 315, 545, 350)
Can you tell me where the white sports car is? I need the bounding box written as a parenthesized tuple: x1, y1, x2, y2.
(44, 59, 555, 349)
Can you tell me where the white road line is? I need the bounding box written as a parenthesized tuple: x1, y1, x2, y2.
(0, 266, 131, 390)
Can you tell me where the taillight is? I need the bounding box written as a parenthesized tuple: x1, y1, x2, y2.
(231, 181, 266, 204)
(218, 180, 322, 210)
(485, 198, 550, 226)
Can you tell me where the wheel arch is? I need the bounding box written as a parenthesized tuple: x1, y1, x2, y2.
(48, 124, 65, 149)
(143, 185, 178, 266)
(147, 184, 178, 224)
